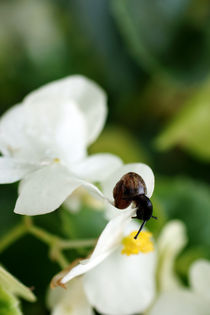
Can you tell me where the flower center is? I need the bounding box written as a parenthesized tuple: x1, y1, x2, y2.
(53, 158, 60, 163)
(121, 231, 154, 256)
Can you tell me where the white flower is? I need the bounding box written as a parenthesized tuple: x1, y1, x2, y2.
(150, 259, 210, 315)
(51, 219, 156, 315)
(147, 220, 210, 315)
(47, 278, 94, 315)
(50, 219, 189, 315)
(144, 220, 187, 314)
(0, 75, 122, 215)
(156, 220, 187, 292)
(49, 161, 155, 314)
(49, 220, 188, 315)
(58, 162, 155, 282)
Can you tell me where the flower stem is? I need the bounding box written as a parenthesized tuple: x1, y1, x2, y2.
(59, 238, 97, 249)
(28, 225, 58, 246)
(0, 223, 27, 253)
(0, 216, 97, 269)
(49, 247, 69, 269)
(27, 224, 97, 249)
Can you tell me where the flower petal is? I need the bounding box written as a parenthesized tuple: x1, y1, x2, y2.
(47, 278, 94, 315)
(0, 157, 34, 183)
(150, 291, 209, 315)
(0, 104, 24, 156)
(157, 220, 187, 292)
(24, 75, 107, 145)
(14, 164, 81, 215)
(24, 100, 86, 165)
(63, 186, 105, 213)
(190, 259, 210, 301)
(61, 208, 135, 284)
(72, 153, 123, 182)
(83, 236, 156, 315)
(0, 266, 36, 302)
(0, 104, 43, 162)
(15, 163, 107, 215)
(101, 163, 155, 209)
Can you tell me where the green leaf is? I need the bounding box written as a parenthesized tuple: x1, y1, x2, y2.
(111, 0, 210, 82)
(0, 266, 36, 302)
(156, 80, 210, 161)
(154, 177, 210, 255)
(0, 286, 22, 315)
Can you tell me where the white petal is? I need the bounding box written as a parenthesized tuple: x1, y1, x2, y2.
(47, 278, 94, 315)
(74, 179, 107, 203)
(24, 100, 86, 165)
(157, 220, 187, 292)
(24, 75, 107, 145)
(190, 259, 210, 301)
(64, 186, 105, 213)
(150, 291, 210, 315)
(0, 104, 24, 156)
(0, 104, 43, 162)
(15, 163, 107, 215)
(53, 102, 86, 164)
(0, 157, 34, 183)
(0, 266, 36, 302)
(72, 153, 123, 182)
(14, 164, 81, 215)
(83, 242, 156, 314)
(61, 208, 135, 284)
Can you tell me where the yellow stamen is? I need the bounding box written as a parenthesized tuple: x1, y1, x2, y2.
(53, 158, 60, 163)
(121, 231, 154, 256)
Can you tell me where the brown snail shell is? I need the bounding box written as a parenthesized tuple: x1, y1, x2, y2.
(113, 172, 147, 209)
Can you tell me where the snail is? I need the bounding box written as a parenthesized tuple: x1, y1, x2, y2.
(113, 172, 157, 239)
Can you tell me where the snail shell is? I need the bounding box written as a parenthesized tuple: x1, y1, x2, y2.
(113, 172, 147, 209)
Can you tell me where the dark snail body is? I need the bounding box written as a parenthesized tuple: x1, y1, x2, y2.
(113, 172, 157, 239)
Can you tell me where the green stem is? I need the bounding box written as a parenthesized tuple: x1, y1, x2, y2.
(28, 225, 58, 246)
(0, 216, 97, 269)
(59, 238, 97, 249)
(26, 221, 97, 268)
(0, 223, 27, 253)
(27, 224, 97, 250)
(49, 247, 69, 269)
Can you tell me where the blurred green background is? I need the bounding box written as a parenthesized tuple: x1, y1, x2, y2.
(1, 0, 210, 314)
